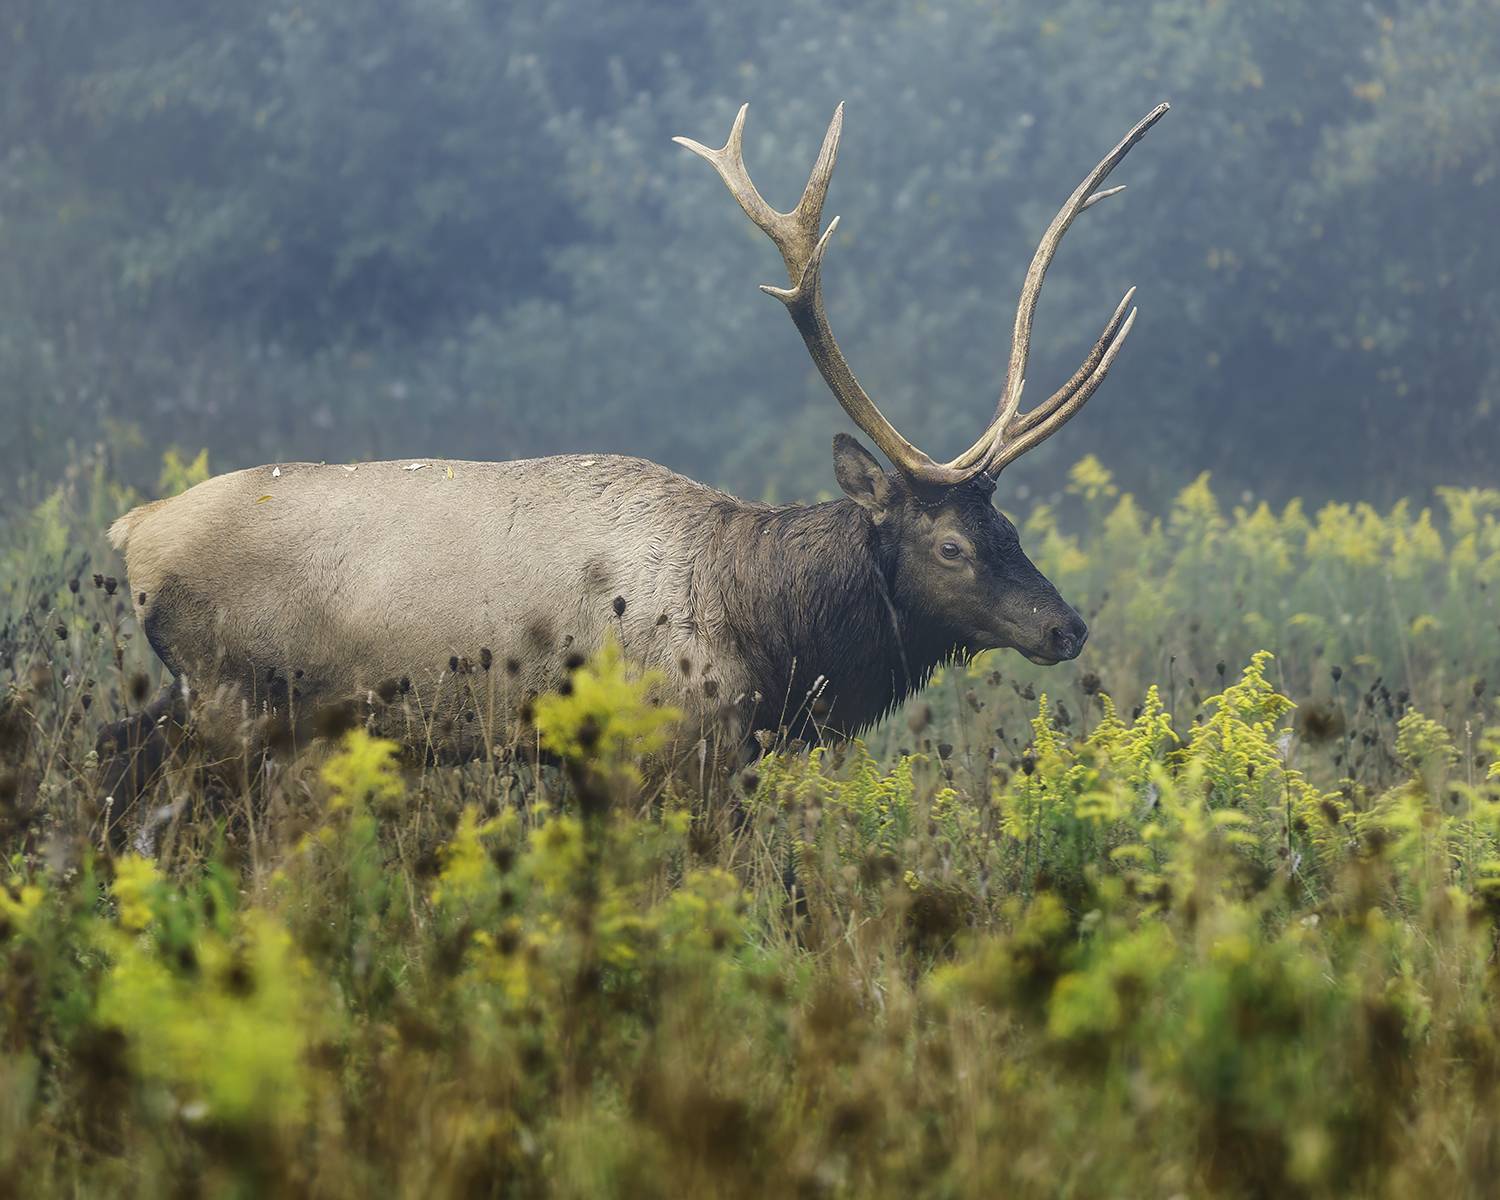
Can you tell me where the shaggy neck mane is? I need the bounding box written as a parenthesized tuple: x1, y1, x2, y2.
(692, 496, 958, 737)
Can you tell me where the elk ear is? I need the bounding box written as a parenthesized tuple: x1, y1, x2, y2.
(833, 434, 893, 521)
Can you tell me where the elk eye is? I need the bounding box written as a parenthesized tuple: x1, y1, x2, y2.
(939, 541, 963, 560)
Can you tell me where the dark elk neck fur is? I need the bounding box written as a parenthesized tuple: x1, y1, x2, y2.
(694, 496, 960, 738)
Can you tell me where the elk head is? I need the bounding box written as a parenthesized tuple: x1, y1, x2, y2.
(676, 101, 1167, 666)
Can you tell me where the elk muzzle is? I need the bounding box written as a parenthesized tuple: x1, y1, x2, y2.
(1002, 591, 1089, 665)
(1027, 609, 1089, 664)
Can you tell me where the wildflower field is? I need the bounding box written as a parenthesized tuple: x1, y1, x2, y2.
(4, 451, 1500, 1198)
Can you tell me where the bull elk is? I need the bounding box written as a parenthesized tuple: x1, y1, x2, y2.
(105, 100, 1168, 772)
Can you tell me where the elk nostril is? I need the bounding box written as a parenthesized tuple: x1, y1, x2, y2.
(1048, 617, 1088, 659)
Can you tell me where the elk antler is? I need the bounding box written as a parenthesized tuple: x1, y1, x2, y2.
(676, 102, 1168, 486)
(675, 104, 978, 487)
(949, 102, 1169, 476)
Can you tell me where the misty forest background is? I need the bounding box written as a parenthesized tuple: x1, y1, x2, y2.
(9, 5, 1500, 1195)
(4, 0, 1497, 511)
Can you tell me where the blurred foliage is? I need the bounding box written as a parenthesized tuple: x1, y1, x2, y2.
(1, 449, 1500, 1190)
(6, 534, 1500, 1192)
(534, 637, 680, 774)
(983, 454, 1500, 730)
(154, 446, 208, 497)
(3, 0, 1498, 506)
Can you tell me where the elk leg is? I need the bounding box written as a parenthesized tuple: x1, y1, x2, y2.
(95, 681, 188, 848)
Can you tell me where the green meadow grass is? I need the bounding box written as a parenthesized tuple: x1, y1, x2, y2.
(3, 451, 1500, 1197)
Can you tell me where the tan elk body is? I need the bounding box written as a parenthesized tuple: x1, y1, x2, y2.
(110, 453, 819, 751)
(107, 100, 1168, 765)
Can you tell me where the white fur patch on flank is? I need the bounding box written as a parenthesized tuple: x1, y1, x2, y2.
(107, 516, 133, 551)
(109, 507, 142, 549)
(108, 501, 164, 551)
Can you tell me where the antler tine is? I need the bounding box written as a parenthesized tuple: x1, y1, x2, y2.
(945, 103, 1168, 475)
(1080, 184, 1127, 212)
(987, 307, 1137, 474)
(947, 285, 1137, 471)
(991, 103, 1167, 435)
(1012, 286, 1135, 437)
(672, 103, 838, 288)
(678, 104, 976, 486)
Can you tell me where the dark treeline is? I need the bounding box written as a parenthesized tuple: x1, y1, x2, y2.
(2, 0, 1497, 508)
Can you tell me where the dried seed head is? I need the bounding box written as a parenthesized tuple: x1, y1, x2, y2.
(103, 577, 117, 596)
(313, 700, 360, 740)
(479, 647, 493, 671)
(612, 595, 627, 618)
(223, 959, 255, 997)
(1295, 701, 1344, 744)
